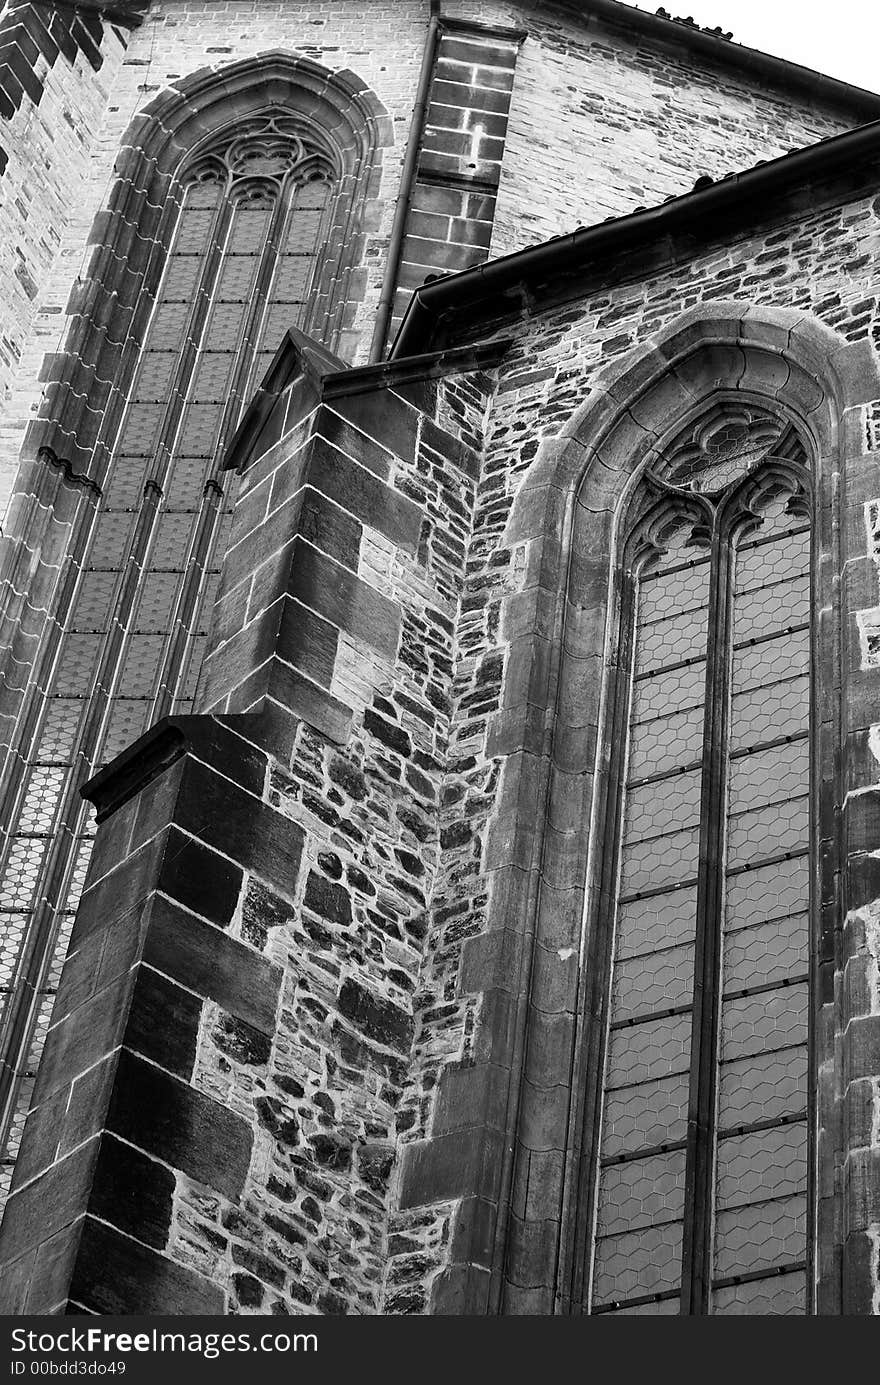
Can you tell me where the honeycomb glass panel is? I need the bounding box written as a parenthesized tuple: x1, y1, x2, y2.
(726, 854, 808, 930)
(17, 768, 65, 834)
(729, 677, 809, 751)
(610, 943, 695, 1021)
(0, 839, 48, 910)
(0, 915, 28, 990)
(715, 1122, 807, 1206)
(591, 522, 706, 1310)
(713, 1195, 807, 1280)
(623, 770, 702, 838)
(723, 912, 808, 992)
(605, 1012, 693, 1089)
(735, 526, 810, 591)
(718, 1047, 808, 1129)
(631, 660, 706, 720)
(712, 1273, 806, 1316)
(70, 571, 117, 631)
(619, 826, 699, 895)
(728, 737, 809, 811)
(726, 796, 809, 870)
(732, 628, 810, 692)
(101, 459, 146, 511)
(596, 1151, 686, 1236)
(627, 709, 704, 779)
(35, 700, 84, 762)
(133, 352, 178, 403)
(593, 1223, 684, 1304)
(616, 886, 698, 958)
(600, 1073, 690, 1159)
(731, 574, 810, 638)
(101, 701, 151, 765)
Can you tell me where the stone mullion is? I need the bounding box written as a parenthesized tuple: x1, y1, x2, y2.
(0, 184, 233, 1169)
(680, 512, 734, 1316)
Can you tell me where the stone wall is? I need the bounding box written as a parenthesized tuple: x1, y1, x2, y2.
(0, 5, 131, 511)
(2, 1, 880, 1317)
(393, 192, 880, 1312)
(440, 0, 867, 256)
(3, 0, 875, 519)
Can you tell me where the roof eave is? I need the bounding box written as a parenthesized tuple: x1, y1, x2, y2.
(390, 119, 880, 359)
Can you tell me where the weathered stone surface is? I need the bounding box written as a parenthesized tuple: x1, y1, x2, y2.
(3, 0, 880, 1326)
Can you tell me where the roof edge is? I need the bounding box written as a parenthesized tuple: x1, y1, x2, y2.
(390, 118, 880, 358)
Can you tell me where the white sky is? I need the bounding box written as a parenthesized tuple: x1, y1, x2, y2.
(626, 1, 880, 94)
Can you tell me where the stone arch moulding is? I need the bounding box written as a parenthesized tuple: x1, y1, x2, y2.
(411, 303, 880, 1316)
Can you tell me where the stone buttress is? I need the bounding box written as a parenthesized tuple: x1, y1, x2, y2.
(0, 329, 506, 1314)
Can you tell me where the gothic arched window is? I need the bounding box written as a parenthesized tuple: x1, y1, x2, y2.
(0, 58, 389, 1199)
(588, 406, 814, 1315)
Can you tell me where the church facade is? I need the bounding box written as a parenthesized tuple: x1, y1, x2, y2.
(0, 0, 878, 1315)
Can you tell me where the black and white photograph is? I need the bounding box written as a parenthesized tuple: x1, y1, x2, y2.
(0, 0, 877, 1352)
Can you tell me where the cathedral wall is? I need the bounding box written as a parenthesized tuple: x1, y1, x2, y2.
(1, 1, 880, 1317)
(2, 0, 872, 521)
(2, 184, 880, 1314)
(440, 1, 862, 255)
(0, 355, 500, 1314)
(397, 190, 880, 1312)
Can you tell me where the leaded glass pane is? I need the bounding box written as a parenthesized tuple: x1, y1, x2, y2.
(592, 522, 706, 1309)
(711, 498, 811, 1311)
(589, 416, 812, 1316)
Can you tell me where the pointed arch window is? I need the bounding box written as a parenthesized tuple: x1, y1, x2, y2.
(0, 63, 388, 1197)
(588, 407, 814, 1316)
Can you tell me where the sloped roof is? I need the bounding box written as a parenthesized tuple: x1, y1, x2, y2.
(390, 116, 880, 358)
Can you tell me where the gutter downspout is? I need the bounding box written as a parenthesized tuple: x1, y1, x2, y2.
(368, 0, 442, 363)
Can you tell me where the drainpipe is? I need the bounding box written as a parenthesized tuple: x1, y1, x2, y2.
(368, 0, 441, 362)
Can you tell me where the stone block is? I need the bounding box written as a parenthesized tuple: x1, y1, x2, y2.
(68, 1217, 224, 1316)
(106, 1051, 252, 1201)
(143, 894, 282, 1036)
